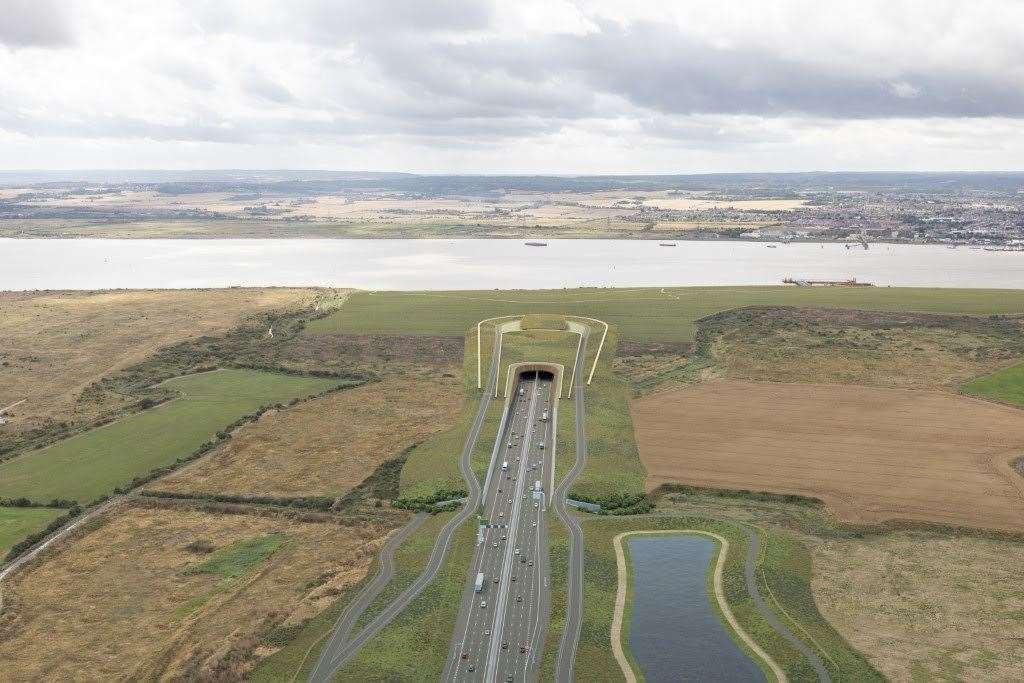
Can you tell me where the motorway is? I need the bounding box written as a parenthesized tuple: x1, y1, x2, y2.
(445, 372, 556, 682)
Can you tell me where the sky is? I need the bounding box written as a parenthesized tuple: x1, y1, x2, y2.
(1, 0, 1023, 173)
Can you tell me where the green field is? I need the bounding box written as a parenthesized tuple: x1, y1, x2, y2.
(963, 361, 1024, 406)
(307, 287, 1024, 342)
(0, 369, 345, 504)
(0, 506, 66, 557)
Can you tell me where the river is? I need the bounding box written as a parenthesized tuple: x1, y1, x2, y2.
(1, 238, 1021, 290)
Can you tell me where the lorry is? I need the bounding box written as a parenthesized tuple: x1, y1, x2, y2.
(475, 572, 485, 593)
(541, 410, 548, 422)
(534, 480, 542, 492)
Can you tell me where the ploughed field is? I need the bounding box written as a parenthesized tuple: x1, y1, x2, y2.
(632, 380, 1024, 531)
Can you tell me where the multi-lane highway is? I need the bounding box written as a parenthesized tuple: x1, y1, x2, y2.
(446, 371, 556, 682)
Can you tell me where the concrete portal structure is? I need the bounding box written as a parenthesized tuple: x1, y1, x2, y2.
(503, 362, 564, 400)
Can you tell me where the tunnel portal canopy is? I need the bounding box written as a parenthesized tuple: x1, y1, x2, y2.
(503, 362, 564, 399)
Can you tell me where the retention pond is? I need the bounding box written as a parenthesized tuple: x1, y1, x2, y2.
(627, 534, 765, 682)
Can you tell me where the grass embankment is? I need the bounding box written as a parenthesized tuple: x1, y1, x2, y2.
(250, 512, 474, 682)
(538, 515, 570, 679)
(0, 369, 346, 504)
(572, 513, 881, 682)
(0, 506, 66, 557)
(568, 330, 647, 512)
(499, 327, 580, 396)
(307, 287, 1024, 342)
(964, 361, 1024, 406)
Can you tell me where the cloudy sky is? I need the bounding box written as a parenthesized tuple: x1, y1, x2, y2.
(1, 0, 1023, 173)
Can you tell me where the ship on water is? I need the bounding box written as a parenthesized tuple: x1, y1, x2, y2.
(525, 241, 547, 246)
(659, 242, 676, 247)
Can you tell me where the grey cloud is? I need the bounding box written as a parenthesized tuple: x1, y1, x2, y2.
(0, 0, 74, 48)
(242, 71, 294, 103)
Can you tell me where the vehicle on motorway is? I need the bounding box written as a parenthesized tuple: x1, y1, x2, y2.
(501, 460, 509, 471)
(468, 665, 475, 672)
(461, 652, 468, 660)
(539, 442, 545, 449)
(512, 575, 517, 582)
(514, 547, 520, 555)
(502, 641, 509, 650)
(521, 556, 526, 563)
(516, 595, 522, 602)
(534, 480, 542, 492)
(519, 388, 524, 396)
(484, 629, 490, 636)
(520, 645, 528, 653)
(493, 577, 499, 583)
(541, 410, 548, 421)
(480, 600, 487, 608)
(475, 572, 484, 593)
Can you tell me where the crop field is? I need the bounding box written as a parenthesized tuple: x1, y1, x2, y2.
(0, 504, 398, 681)
(964, 361, 1024, 407)
(0, 506, 65, 557)
(0, 288, 320, 440)
(633, 380, 1024, 531)
(0, 369, 346, 503)
(151, 373, 461, 498)
(306, 287, 1024, 342)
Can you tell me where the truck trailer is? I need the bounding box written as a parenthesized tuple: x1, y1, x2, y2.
(475, 572, 485, 593)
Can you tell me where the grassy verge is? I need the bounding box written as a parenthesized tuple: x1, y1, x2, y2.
(538, 513, 569, 680)
(568, 331, 647, 511)
(0, 370, 346, 504)
(335, 514, 475, 680)
(0, 506, 67, 557)
(307, 287, 1024, 342)
(963, 360, 1024, 406)
(573, 513, 881, 682)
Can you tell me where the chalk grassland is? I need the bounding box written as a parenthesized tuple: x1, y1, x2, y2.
(0, 504, 398, 682)
(0, 369, 346, 503)
(702, 307, 1024, 392)
(0, 288, 321, 440)
(307, 287, 1024, 342)
(567, 514, 880, 682)
(250, 512, 473, 681)
(964, 360, 1024, 407)
(150, 372, 462, 498)
(813, 531, 1024, 681)
(632, 380, 1024, 531)
(0, 507, 65, 557)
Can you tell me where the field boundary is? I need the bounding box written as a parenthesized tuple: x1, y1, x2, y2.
(611, 529, 787, 683)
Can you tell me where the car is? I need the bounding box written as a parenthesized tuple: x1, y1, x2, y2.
(501, 534, 507, 540)
(521, 556, 526, 563)
(507, 676, 514, 682)
(468, 665, 475, 672)
(511, 575, 517, 581)
(533, 503, 538, 509)
(484, 629, 491, 636)
(520, 645, 527, 654)
(501, 642, 508, 650)
(528, 560, 533, 567)
(532, 521, 537, 527)
(493, 542, 498, 548)
(499, 511, 504, 517)
(480, 600, 487, 608)
(493, 577, 499, 583)
(461, 653, 468, 660)
(514, 547, 520, 555)
(506, 475, 511, 480)
(507, 498, 512, 504)
(516, 595, 522, 602)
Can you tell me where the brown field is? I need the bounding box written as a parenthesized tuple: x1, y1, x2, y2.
(813, 532, 1024, 681)
(0, 504, 401, 681)
(0, 288, 323, 436)
(151, 373, 462, 497)
(632, 380, 1024, 531)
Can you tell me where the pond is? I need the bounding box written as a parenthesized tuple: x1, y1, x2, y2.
(627, 534, 765, 682)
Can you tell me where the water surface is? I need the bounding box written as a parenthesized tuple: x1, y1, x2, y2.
(627, 534, 764, 682)
(1, 238, 1022, 290)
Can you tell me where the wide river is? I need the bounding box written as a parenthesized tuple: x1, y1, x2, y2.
(1, 238, 1022, 290)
